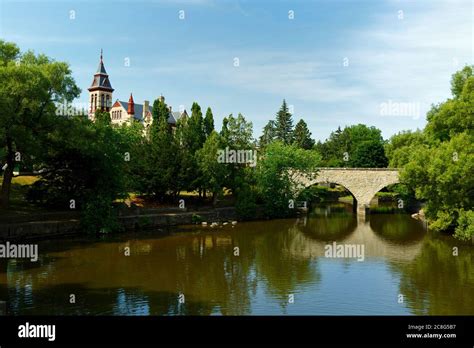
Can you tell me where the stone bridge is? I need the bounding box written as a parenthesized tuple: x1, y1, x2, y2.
(295, 168, 400, 216)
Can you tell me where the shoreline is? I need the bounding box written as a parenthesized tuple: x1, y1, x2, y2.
(0, 207, 239, 242)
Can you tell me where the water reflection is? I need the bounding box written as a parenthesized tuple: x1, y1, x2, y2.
(1, 204, 473, 315)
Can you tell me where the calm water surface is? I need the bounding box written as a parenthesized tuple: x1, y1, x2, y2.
(1, 203, 473, 315)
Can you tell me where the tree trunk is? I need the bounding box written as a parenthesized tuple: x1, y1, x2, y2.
(212, 191, 218, 207)
(0, 138, 14, 209)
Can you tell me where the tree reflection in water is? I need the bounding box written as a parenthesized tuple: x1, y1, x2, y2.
(1, 205, 473, 315)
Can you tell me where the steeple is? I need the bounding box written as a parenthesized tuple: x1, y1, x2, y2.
(88, 50, 114, 118)
(128, 93, 135, 115)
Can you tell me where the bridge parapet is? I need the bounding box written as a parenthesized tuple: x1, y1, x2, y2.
(315, 167, 400, 171)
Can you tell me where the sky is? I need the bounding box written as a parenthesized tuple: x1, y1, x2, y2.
(0, 0, 472, 141)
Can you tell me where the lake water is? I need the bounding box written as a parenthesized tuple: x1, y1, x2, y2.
(1, 203, 473, 315)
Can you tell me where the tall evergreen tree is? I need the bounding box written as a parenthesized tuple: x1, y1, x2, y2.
(152, 97, 169, 126)
(203, 107, 215, 138)
(187, 102, 205, 151)
(148, 115, 180, 200)
(181, 102, 205, 195)
(275, 99, 294, 144)
(293, 119, 315, 150)
(259, 120, 277, 148)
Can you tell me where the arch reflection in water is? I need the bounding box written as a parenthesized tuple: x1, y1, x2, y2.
(1, 205, 473, 315)
(290, 203, 425, 263)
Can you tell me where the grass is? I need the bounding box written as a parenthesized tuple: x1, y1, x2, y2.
(0, 175, 45, 215)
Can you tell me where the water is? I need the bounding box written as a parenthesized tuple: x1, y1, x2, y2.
(1, 203, 473, 315)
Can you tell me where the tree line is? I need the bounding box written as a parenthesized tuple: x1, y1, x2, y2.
(1, 40, 472, 240)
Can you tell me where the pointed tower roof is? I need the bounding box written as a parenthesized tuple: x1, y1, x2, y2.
(88, 49, 114, 92)
(128, 93, 135, 115)
(96, 49, 108, 74)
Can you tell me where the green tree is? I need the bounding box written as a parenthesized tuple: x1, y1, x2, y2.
(259, 120, 277, 149)
(220, 113, 255, 194)
(293, 119, 315, 150)
(425, 67, 474, 143)
(0, 41, 80, 208)
(401, 66, 474, 240)
(451, 65, 473, 98)
(27, 110, 128, 233)
(152, 97, 169, 126)
(350, 140, 388, 168)
(384, 130, 425, 168)
(116, 120, 148, 194)
(256, 141, 320, 218)
(402, 132, 474, 238)
(148, 110, 180, 200)
(187, 102, 205, 151)
(203, 107, 215, 138)
(275, 100, 294, 144)
(318, 124, 385, 167)
(196, 131, 227, 205)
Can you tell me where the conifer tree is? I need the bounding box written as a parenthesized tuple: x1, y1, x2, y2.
(204, 107, 215, 138)
(259, 120, 277, 148)
(293, 119, 315, 150)
(275, 99, 294, 144)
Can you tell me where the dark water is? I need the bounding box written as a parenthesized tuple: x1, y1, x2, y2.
(1, 203, 473, 315)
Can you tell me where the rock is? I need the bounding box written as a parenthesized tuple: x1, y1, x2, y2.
(231, 221, 238, 225)
(202, 222, 207, 226)
(223, 222, 228, 226)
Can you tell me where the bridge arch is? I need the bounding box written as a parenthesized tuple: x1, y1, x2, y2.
(295, 168, 400, 217)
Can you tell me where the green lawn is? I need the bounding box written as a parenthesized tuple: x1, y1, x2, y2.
(0, 175, 43, 215)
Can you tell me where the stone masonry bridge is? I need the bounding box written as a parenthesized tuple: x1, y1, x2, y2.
(295, 168, 400, 217)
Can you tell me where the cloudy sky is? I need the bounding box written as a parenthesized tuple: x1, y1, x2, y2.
(0, 0, 472, 141)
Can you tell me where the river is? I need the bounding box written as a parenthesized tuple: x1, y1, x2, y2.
(1, 203, 473, 315)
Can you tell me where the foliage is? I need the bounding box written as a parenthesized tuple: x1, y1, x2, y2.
(256, 141, 320, 218)
(400, 66, 474, 240)
(152, 97, 169, 126)
(275, 99, 294, 145)
(234, 167, 258, 220)
(148, 113, 181, 200)
(293, 119, 315, 150)
(0, 40, 80, 208)
(196, 131, 227, 204)
(219, 113, 255, 194)
(203, 107, 215, 138)
(454, 209, 474, 241)
(26, 111, 128, 233)
(259, 120, 277, 149)
(315, 124, 387, 167)
(384, 130, 425, 168)
(350, 139, 388, 168)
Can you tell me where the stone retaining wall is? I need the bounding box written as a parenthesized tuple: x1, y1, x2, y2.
(0, 207, 237, 242)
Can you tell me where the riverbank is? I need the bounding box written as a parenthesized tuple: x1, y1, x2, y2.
(0, 207, 238, 242)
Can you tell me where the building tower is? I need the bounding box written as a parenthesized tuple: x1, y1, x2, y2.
(88, 49, 114, 119)
(128, 93, 135, 117)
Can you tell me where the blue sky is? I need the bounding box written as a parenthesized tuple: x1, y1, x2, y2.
(0, 0, 472, 141)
